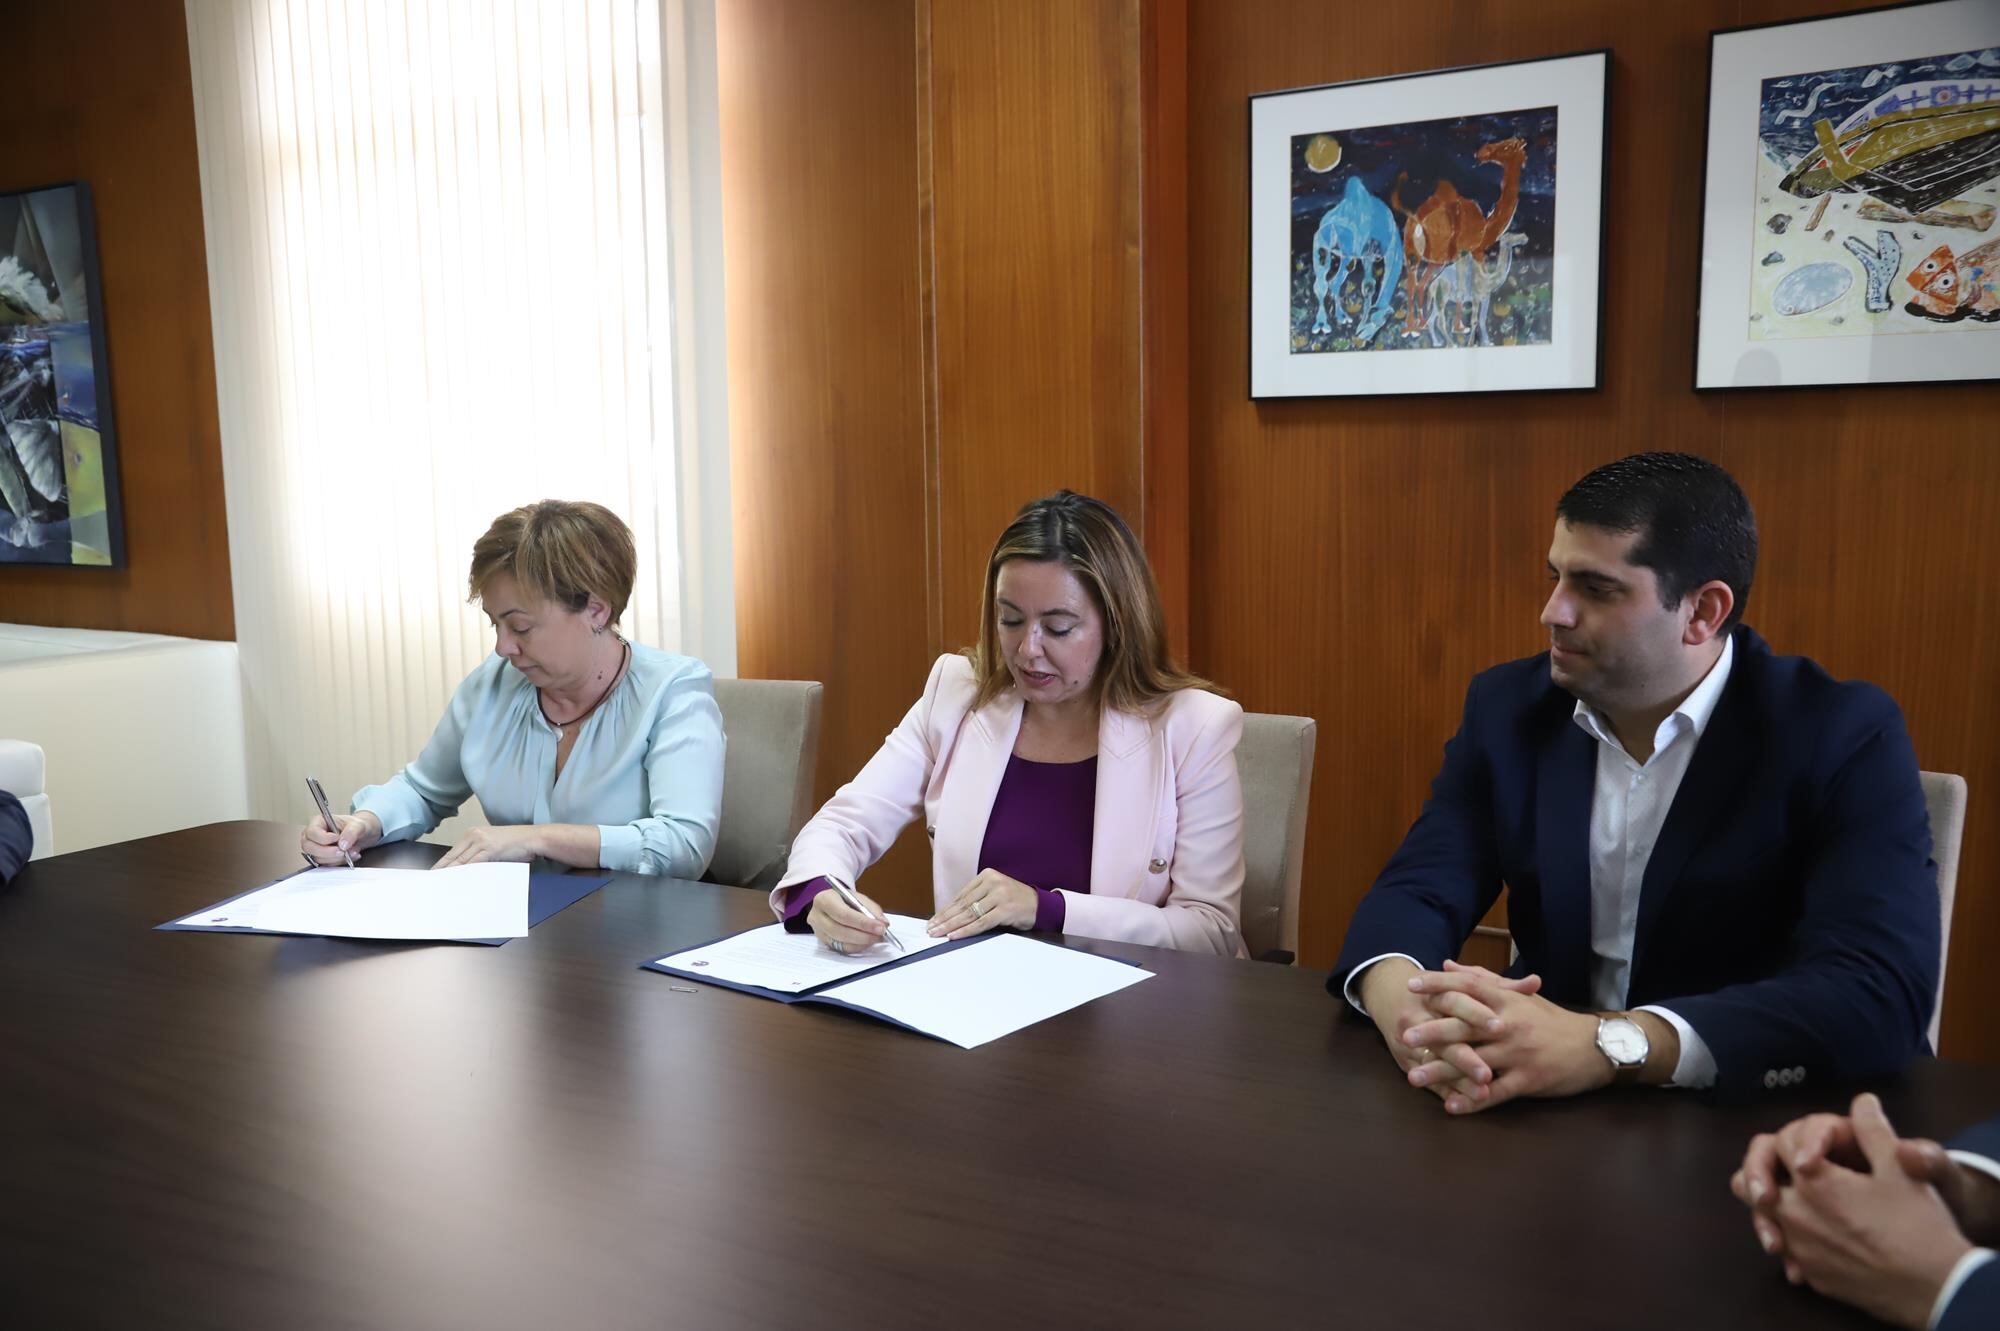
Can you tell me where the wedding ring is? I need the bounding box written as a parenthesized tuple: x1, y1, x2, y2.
(1415, 1047, 1435, 1063)
(828, 938, 846, 954)
(971, 900, 986, 918)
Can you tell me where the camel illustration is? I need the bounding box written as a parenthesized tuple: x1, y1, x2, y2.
(1392, 137, 1528, 332)
(1309, 176, 1405, 345)
(1425, 233, 1529, 348)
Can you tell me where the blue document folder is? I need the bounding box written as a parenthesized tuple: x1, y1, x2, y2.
(642, 926, 1154, 1047)
(642, 929, 996, 1039)
(158, 870, 612, 945)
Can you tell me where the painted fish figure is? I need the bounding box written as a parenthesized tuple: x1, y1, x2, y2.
(1904, 236, 2000, 321)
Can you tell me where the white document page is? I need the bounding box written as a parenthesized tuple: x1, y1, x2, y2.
(172, 864, 529, 940)
(823, 933, 1152, 1049)
(655, 915, 948, 993)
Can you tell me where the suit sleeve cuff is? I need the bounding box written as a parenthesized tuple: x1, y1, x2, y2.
(1035, 887, 1066, 934)
(1341, 953, 1421, 1016)
(782, 877, 834, 932)
(1950, 1151, 2000, 1188)
(1635, 1005, 1717, 1088)
(1932, 1249, 1996, 1331)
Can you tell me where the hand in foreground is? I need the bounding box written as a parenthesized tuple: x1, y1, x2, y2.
(1733, 1101, 2000, 1256)
(433, 825, 542, 868)
(1746, 1093, 1973, 1331)
(1399, 961, 1614, 1113)
(301, 810, 383, 865)
(928, 869, 1037, 940)
(1358, 958, 1541, 1112)
(807, 886, 893, 953)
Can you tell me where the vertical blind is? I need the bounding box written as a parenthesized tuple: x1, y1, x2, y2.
(186, 0, 711, 836)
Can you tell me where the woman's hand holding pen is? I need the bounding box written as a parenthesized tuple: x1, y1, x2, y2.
(301, 810, 383, 865)
(807, 886, 893, 953)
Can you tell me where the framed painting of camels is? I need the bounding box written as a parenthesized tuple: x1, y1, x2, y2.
(1695, 0, 2000, 389)
(1249, 50, 1609, 398)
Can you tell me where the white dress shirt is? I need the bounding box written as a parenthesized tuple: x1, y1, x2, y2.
(1933, 1151, 2000, 1329)
(1571, 634, 1734, 1087)
(1345, 637, 1736, 1089)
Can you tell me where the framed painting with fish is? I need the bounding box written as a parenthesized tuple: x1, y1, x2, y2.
(0, 180, 124, 566)
(1696, 0, 2000, 389)
(1248, 50, 1608, 398)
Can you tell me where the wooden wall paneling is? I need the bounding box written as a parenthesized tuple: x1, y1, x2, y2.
(0, 1, 231, 640)
(1140, 0, 1191, 652)
(917, 0, 948, 667)
(925, 0, 1148, 640)
(1184, 0, 2000, 1063)
(725, 0, 1158, 914)
(718, 0, 935, 913)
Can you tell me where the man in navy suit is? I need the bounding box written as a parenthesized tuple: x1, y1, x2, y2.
(1731, 1094, 1999, 1330)
(1332, 452, 1938, 1112)
(0, 790, 31, 885)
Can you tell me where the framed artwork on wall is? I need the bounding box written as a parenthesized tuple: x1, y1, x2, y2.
(1695, 0, 2000, 389)
(1248, 49, 1609, 399)
(0, 180, 124, 566)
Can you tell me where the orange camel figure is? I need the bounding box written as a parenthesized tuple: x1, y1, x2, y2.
(1391, 137, 1527, 336)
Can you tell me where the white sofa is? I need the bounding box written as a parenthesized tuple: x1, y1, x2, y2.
(0, 738, 53, 858)
(0, 624, 249, 855)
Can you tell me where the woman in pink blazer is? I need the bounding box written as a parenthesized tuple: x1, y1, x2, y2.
(770, 491, 1246, 957)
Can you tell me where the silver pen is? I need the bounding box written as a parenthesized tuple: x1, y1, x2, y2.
(828, 878, 904, 953)
(305, 776, 357, 869)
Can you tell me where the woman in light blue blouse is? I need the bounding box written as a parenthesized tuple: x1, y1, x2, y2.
(300, 500, 725, 876)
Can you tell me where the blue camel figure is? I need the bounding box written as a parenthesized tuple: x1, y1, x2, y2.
(1310, 176, 1404, 345)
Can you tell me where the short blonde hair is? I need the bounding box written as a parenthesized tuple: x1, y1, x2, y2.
(467, 500, 636, 624)
(967, 491, 1215, 712)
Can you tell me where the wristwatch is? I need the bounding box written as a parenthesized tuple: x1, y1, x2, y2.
(1595, 1015, 1649, 1085)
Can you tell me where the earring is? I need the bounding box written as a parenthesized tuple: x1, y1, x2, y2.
(592, 624, 605, 636)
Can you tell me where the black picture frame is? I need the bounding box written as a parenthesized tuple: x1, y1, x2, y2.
(1248, 49, 1611, 399)
(0, 178, 126, 567)
(1693, 0, 2000, 390)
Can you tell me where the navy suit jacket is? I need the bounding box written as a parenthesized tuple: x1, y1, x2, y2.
(1331, 626, 1940, 1096)
(1939, 1116, 2000, 1331)
(1939, 1260, 2000, 1331)
(0, 790, 30, 885)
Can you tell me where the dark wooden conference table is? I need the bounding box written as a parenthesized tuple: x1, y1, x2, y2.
(3, 821, 1995, 1330)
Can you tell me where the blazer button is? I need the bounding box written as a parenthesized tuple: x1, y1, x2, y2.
(1777, 1068, 1795, 1087)
(1762, 1070, 1779, 1089)
(926, 826, 936, 840)
(1792, 1066, 1806, 1085)
(1148, 858, 1167, 874)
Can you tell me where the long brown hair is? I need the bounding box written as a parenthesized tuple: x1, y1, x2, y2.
(966, 491, 1216, 712)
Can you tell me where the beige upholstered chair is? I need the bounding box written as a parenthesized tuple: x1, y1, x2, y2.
(1921, 770, 1967, 1053)
(0, 738, 53, 860)
(1236, 713, 1317, 964)
(704, 680, 825, 891)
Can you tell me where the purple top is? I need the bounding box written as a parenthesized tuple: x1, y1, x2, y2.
(784, 753, 1097, 934)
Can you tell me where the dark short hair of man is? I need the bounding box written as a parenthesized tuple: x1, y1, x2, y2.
(1556, 452, 1759, 630)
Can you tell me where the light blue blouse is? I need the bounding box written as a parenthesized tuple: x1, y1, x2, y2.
(351, 642, 726, 877)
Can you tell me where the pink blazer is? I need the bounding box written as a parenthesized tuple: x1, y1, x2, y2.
(771, 654, 1246, 956)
